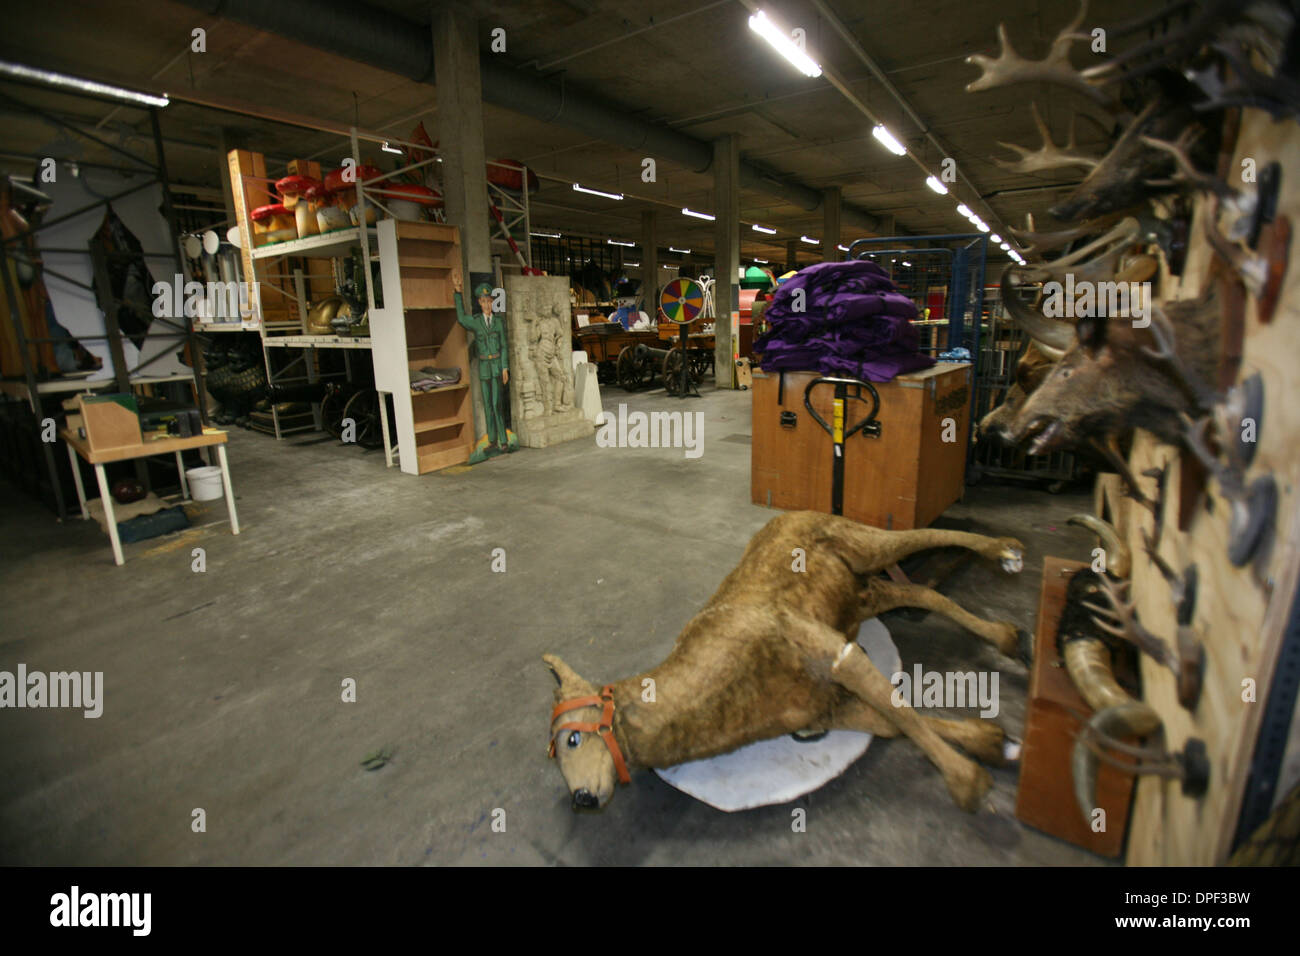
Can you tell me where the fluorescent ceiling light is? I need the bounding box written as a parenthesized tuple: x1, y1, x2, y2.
(800, 235, 819, 244)
(975, 221, 990, 233)
(902, 261, 912, 267)
(625, 261, 640, 267)
(990, 234, 1002, 244)
(955, 203, 973, 219)
(607, 239, 635, 247)
(751, 223, 777, 235)
(669, 247, 691, 254)
(753, 258, 769, 264)
(871, 125, 907, 156)
(381, 141, 403, 155)
(999, 242, 1011, 251)
(747, 10, 822, 78)
(573, 183, 624, 200)
(662, 264, 677, 269)
(837, 244, 849, 252)
(682, 207, 715, 220)
(0, 59, 169, 108)
(925, 175, 948, 195)
(530, 230, 561, 239)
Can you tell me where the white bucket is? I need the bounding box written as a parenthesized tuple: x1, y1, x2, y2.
(187, 465, 224, 501)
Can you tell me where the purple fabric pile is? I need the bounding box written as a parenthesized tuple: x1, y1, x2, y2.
(753, 261, 935, 382)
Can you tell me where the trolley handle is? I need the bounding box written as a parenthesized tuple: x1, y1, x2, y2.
(803, 376, 882, 439)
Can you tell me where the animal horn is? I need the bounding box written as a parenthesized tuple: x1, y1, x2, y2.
(1037, 343, 1066, 361)
(1067, 514, 1131, 579)
(1062, 636, 1163, 821)
(1071, 700, 1164, 820)
(1000, 264, 1075, 351)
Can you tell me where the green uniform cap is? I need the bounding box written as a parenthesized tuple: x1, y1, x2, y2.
(473, 283, 494, 298)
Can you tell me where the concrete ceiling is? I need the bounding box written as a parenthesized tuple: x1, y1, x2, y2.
(0, 0, 1161, 268)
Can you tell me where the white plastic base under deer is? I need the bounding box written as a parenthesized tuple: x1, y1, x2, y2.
(653, 617, 900, 812)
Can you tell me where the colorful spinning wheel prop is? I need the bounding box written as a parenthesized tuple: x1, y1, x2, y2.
(659, 278, 705, 325)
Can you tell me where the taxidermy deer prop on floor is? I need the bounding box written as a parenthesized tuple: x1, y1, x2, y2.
(545, 511, 1027, 813)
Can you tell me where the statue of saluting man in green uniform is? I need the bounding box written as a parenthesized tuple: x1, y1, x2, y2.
(452, 268, 517, 460)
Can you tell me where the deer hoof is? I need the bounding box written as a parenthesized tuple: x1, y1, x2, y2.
(999, 549, 1024, 574)
(991, 621, 1021, 657)
(948, 762, 993, 813)
(1017, 626, 1034, 665)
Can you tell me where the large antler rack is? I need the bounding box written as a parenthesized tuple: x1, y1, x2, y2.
(994, 103, 1102, 175)
(965, 0, 1113, 106)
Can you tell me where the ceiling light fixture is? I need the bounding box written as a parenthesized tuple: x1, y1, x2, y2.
(669, 247, 691, 254)
(837, 244, 849, 252)
(800, 235, 819, 244)
(975, 221, 990, 233)
(871, 125, 907, 156)
(925, 175, 948, 195)
(955, 203, 973, 219)
(753, 258, 769, 264)
(747, 10, 823, 78)
(529, 230, 561, 239)
(380, 141, 403, 155)
(682, 207, 715, 220)
(573, 183, 624, 200)
(625, 261, 640, 267)
(0, 59, 170, 108)
(990, 234, 1002, 244)
(751, 223, 777, 235)
(999, 242, 1010, 251)
(607, 239, 635, 247)
(902, 261, 912, 267)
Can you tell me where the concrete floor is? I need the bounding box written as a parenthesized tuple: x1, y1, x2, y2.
(0, 386, 1112, 865)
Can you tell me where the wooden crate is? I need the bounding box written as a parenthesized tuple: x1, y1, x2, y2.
(751, 364, 971, 529)
(1015, 557, 1138, 858)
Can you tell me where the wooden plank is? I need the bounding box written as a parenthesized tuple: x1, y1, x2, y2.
(401, 274, 453, 310)
(1015, 557, 1137, 858)
(1124, 108, 1300, 865)
(62, 427, 227, 465)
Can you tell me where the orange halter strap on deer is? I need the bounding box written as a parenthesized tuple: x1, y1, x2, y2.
(548, 686, 631, 784)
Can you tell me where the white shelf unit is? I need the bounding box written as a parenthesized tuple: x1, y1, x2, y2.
(371, 218, 474, 474)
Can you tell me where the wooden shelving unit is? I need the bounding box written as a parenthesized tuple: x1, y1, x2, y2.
(371, 219, 474, 474)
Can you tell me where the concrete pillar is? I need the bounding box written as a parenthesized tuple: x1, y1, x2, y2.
(433, 9, 492, 277)
(712, 134, 739, 388)
(641, 209, 659, 315)
(433, 8, 491, 442)
(822, 187, 842, 262)
(786, 239, 798, 274)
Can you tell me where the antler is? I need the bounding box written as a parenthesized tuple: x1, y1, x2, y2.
(1008, 211, 1127, 255)
(1010, 216, 1142, 286)
(1080, 576, 1179, 671)
(1140, 304, 1220, 413)
(994, 103, 1101, 175)
(966, 1, 1112, 106)
(1141, 127, 1237, 199)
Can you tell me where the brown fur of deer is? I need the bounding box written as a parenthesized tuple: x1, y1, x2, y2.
(978, 340, 1062, 442)
(545, 511, 1026, 813)
(1007, 285, 1221, 454)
